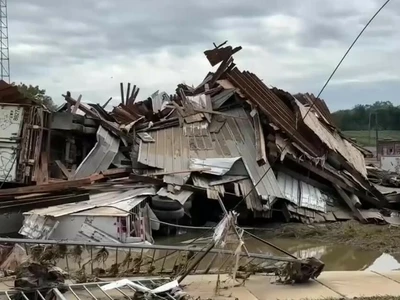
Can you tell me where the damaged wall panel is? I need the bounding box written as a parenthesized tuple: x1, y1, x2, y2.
(73, 126, 120, 179)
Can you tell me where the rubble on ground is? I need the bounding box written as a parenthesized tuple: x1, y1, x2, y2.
(0, 42, 398, 241)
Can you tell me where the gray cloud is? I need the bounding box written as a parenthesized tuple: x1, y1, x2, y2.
(6, 0, 400, 110)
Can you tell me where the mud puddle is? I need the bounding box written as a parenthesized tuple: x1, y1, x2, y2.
(155, 223, 400, 272)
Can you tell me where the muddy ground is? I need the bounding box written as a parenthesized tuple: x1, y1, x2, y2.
(251, 221, 400, 253)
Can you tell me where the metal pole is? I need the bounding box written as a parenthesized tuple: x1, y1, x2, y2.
(368, 112, 372, 146)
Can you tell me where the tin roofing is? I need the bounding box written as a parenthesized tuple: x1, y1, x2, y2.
(137, 107, 282, 200)
(277, 171, 328, 213)
(24, 187, 156, 217)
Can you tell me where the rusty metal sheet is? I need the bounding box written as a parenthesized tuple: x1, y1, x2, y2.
(226, 68, 320, 157)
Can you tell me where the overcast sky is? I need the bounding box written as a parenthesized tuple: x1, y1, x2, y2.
(7, 0, 400, 111)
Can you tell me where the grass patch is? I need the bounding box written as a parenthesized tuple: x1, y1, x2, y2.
(342, 130, 400, 147)
(257, 221, 400, 253)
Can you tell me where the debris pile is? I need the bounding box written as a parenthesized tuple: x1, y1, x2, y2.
(0, 42, 398, 242)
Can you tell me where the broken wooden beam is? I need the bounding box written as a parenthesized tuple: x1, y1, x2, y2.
(333, 184, 366, 223)
(252, 109, 267, 166)
(71, 94, 82, 114)
(0, 174, 104, 196)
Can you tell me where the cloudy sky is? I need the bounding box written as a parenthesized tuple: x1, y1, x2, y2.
(7, 0, 399, 111)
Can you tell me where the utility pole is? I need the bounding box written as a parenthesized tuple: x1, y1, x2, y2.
(0, 0, 10, 83)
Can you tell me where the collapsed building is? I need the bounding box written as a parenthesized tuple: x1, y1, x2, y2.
(0, 43, 397, 242)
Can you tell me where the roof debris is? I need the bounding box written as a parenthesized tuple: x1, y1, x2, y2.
(0, 42, 398, 248)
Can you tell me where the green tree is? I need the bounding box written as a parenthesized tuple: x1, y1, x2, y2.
(14, 83, 56, 111)
(332, 101, 400, 131)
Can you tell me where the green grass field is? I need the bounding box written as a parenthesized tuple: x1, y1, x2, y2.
(342, 130, 400, 147)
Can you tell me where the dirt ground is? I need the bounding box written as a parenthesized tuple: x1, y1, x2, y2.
(253, 221, 400, 253)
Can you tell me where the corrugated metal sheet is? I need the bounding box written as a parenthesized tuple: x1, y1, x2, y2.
(157, 187, 193, 205)
(137, 107, 282, 201)
(189, 157, 241, 175)
(211, 89, 235, 109)
(277, 172, 299, 205)
(192, 175, 225, 200)
(24, 187, 156, 217)
(150, 91, 170, 112)
(277, 171, 327, 213)
(295, 100, 367, 178)
(137, 126, 190, 172)
(299, 182, 327, 213)
(222, 108, 282, 200)
(73, 126, 120, 179)
(237, 179, 263, 211)
(226, 68, 320, 157)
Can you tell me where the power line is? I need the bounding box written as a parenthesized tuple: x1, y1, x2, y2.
(232, 0, 392, 212)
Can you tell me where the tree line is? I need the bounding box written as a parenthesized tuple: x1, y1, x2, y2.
(332, 101, 400, 131)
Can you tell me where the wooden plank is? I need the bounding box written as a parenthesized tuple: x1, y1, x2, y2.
(101, 168, 132, 178)
(102, 97, 112, 109)
(126, 83, 131, 105)
(0, 175, 104, 196)
(63, 94, 127, 140)
(333, 184, 366, 223)
(71, 94, 82, 114)
(203, 84, 212, 123)
(252, 110, 267, 166)
(120, 82, 125, 105)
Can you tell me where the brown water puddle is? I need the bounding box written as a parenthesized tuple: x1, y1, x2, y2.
(155, 231, 400, 272)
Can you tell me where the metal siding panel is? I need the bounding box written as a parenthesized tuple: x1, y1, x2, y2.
(299, 181, 327, 213)
(19, 214, 59, 239)
(211, 89, 235, 109)
(277, 172, 299, 205)
(237, 179, 263, 211)
(0, 141, 18, 182)
(226, 68, 319, 157)
(24, 187, 156, 217)
(73, 126, 120, 179)
(137, 107, 282, 200)
(189, 157, 241, 175)
(225, 108, 282, 200)
(137, 127, 190, 174)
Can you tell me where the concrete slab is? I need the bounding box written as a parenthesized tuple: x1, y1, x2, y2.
(245, 276, 341, 300)
(375, 271, 400, 283)
(317, 271, 400, 298)
(183, 274, 258, 300)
